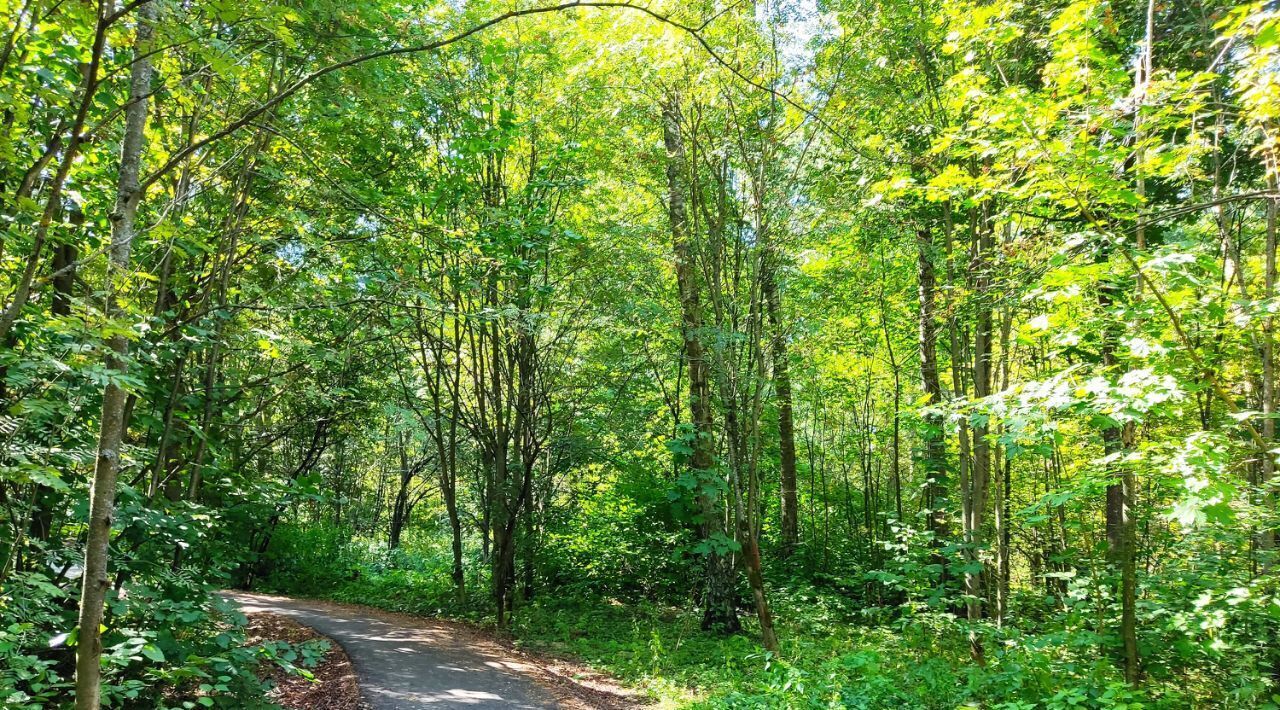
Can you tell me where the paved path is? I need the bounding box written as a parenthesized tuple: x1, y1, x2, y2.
(224, 592, 559, 709)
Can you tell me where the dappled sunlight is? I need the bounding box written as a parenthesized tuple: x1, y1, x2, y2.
(226, 592, 557, 708)
(7, 0, 1280, 708)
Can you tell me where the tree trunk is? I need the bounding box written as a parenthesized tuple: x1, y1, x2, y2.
(75, 7, 156, 708)
(762, 246, 799, 558)
(738, 515, 780, 652)
(961, 206, 996, 663)
(390, 435, 412, 549)
(878, 258, 903, 523)
(445, 339, 466, 598)
(26, 235, 78, 544)
(0, 12, 108, 343)
(1099, 256, 1139, 684)
(1104, 5, 1154, 683)
(995, 308, 1013, 625)
(663, 96, 738, 633)
(1262, 170, 1277, 555)
(917, 225, 948, 539)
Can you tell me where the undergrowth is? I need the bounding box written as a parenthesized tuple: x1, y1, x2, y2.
(258, 523, 1268, 709)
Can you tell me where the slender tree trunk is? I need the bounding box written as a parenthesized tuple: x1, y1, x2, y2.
(25, 233, 79, 543)
(75, 7, 156, 708)
(522, 496, 536, 601)
(737, 511, 780, 651)
(0, 7, 114, 343)
(968, 221, 994, 628)
(486, 318, 515, 627)
(435, 377, 464, 594)
(146, 355, 187, 501)
(249, 418, 330, 588)
(1098, 255, 1139, 685)
(663, 96, 737, 633)
(1100, 11, 1154, 682)
(390, 435, 412, 549)
(995, 308, 1013, 625)
(917, 225, 948, 539)
(746, 259, 781, 652)
(1262, 169, 1277, 556)
(0, 0, 36, 81)
(448, 314, 466, 598)
(1264, 175, 1274, 552)
(879, 259, 903, 523)
(762, 243, 799, 557)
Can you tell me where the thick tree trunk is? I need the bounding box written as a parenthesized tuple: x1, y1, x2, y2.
(487, 331, 513, 626)
(490, 463, 509, 623)
(75, 7, 156, 708)
(492, 518, 516, 625)
(447, 491, 464, 593)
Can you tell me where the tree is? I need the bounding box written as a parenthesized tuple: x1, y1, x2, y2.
(6, 1, 1280, 707)
(664, 94, 740, 633)
(75, 5, 156, 706)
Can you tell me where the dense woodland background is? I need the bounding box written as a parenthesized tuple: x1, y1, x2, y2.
(3, 0, 1280, 707)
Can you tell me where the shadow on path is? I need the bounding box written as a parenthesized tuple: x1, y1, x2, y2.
(224, 592, 559, 709)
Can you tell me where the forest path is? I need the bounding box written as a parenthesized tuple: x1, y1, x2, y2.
(224, 592, 562, 709)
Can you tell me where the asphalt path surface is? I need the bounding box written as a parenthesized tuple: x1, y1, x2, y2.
(224, 592, 560, 709)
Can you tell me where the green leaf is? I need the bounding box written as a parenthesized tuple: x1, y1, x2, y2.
(141, 644, 165, 663)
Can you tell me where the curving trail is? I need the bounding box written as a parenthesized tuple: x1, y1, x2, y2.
(225, 592, 561, 709)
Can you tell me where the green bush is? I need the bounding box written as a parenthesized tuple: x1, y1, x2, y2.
(262, 522, 1277, 709)
(0, 570, 315, 709)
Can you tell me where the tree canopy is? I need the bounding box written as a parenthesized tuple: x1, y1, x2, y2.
(4, 0, 1280, 707)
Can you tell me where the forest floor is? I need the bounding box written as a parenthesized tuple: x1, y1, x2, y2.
(245, 611, 365, 709)
(226, 592, 644, 709)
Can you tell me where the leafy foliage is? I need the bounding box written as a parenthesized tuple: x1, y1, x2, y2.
(4, 0, 1280, 707)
